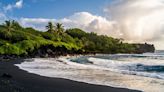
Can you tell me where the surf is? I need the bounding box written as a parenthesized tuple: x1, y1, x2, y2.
(15, 53, 164, 92)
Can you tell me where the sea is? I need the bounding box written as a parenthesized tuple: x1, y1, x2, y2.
(15, 50, 164, 92)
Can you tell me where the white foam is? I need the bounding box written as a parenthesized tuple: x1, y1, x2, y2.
(15, 58, 164, 92)
(89, 56, 164, 65)
(88, 57, 164, 79)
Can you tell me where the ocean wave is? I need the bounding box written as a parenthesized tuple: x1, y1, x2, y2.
(87, 57, 164, 79)
(15, 57, 164, 92)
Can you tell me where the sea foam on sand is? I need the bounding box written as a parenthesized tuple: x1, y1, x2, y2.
(15, 58, 164, 92)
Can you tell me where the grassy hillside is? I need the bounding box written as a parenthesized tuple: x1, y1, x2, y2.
(0, 20, 155, 57)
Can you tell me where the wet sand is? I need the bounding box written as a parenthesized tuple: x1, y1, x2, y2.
(0, 59, 141, 92)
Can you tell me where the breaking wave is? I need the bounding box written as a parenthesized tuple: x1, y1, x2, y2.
(15, 53, 164, 92)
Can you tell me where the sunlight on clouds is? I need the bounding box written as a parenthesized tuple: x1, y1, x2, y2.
(105, 0, 164, 42)
(20, 12, 120, 37)
(104, 0, 164, 49)
(60, 12, 120, 36)
(19, 0, 164, 49)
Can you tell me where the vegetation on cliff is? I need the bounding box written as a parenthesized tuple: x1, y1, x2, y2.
(0, 20, 155, 57)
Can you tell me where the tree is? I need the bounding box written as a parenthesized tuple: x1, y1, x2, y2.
(12, 20, 22, 30)
(0, 20, 16, 40)
(46, 22, 55, 33)
(66, 28, 87, 39)
(2, 20, 15, 32)
(55, 23, 64, 35)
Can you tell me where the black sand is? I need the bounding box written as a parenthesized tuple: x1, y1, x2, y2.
(0, 59, 141, 92)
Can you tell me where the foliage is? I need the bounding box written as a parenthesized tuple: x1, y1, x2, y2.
(46, 22, 55, 33)
(0, 20, 154, 56)
(55, 23, 64, 35)
(66, 28, 87, 39)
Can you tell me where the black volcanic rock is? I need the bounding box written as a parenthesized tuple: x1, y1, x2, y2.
(134, 43, 155, 53)
(1, 73, 12, 79)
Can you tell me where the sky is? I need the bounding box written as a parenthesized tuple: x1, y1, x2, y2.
(0, 0, 164, 50)
(0, 0, 111, 18)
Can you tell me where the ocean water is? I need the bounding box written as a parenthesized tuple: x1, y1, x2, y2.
(15, 51, 164, 92)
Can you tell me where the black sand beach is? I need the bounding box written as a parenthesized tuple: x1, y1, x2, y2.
(0, 59, 141, 92)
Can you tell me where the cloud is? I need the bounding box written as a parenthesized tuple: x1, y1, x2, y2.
(4, 0, 23, 12)
(15, 0, 23, 8)
(0, 12, 7, 23)
(0, 13, 6, 18)
(20, 18, 56, 30)
(104, 0, 164, 42)
(60, 12, 119, 36)
(18, 0, 164, 49)
(20, 12, 119, 36)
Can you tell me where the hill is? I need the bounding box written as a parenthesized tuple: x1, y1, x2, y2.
(0, 20, 155, 58)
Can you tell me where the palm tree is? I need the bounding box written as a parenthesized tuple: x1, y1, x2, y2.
(46, 22, 55, 33)
(12, 20, 22, 29)
(2, 20, 14, 32)
(0, 20, 16, 40)
(55, 23, 64, 35)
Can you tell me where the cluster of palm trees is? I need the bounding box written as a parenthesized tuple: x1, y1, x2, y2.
(46, 22, 64, 35)
(0, 20, 22, 32)
(0, 20, 64, 35)
(0, 20, 22, 39)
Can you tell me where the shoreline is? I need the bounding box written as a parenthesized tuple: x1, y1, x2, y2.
(0, 58, 141, 92)
(15, 57, 164, 92)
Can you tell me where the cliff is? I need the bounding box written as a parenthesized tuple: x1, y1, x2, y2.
(133, 43, 155, 54)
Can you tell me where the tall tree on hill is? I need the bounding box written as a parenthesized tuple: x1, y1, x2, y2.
(0, 20, 16, 40)
(55, 23, 64, 35)
(46, 22, 55, 33)
(2, 20, 15, 32)
(12, 20, 22, 30)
